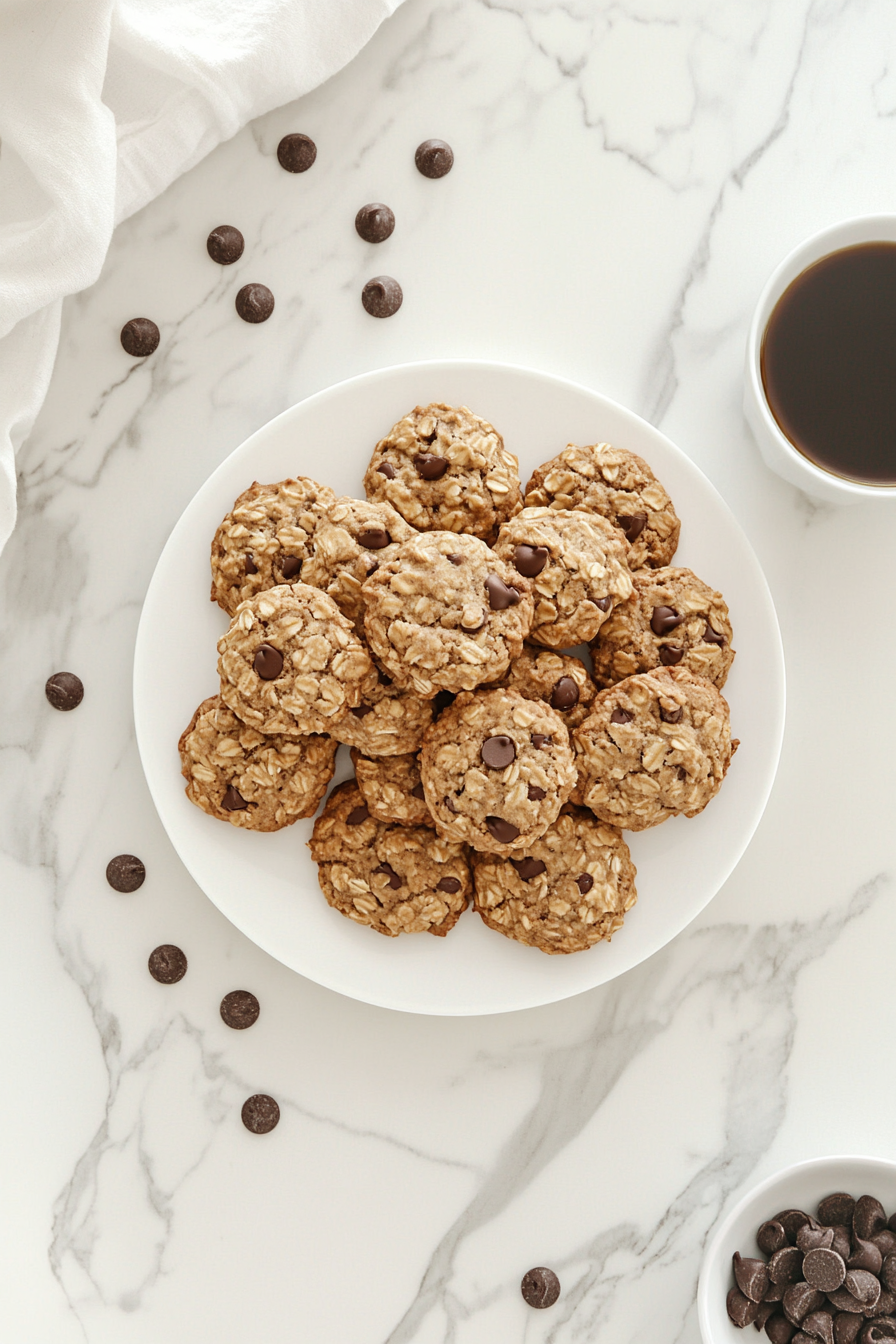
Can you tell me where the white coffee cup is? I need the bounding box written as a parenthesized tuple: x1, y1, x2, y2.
(744, 215, 896, 504)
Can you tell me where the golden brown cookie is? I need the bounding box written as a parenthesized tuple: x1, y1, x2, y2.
(330, 660, 435, 756)
(350, 749, 431, 826)
(490, 645, 597, 730)
(308, 780, 471, 936)
(301, 496, 415, 631)
(472, 805, 637, 953)
(178, 695, 336, 830)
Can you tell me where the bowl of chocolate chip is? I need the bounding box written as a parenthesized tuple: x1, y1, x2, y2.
(744, 216, 896, 503)
(699, 1157, 896, 1344)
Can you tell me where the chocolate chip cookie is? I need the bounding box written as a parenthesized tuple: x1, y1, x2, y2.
(301, 496, 415, 630)
(524, 442, 680, 569)
(217, 584, 372, 735)
(363, 403, 522, 542)
(590, 566, 735, 689)
(179, 695, 336, 829)
(573, 667, 738, 831)
(331, 660, 434, 755)
(308, 780, 471, 936)
(210, 477, 335, 616)
(472, 804, 637, 953)
(361, 531, 534, 697)
(419, 687, 577, 855)
(350, 749, 431, 826)
(493, 506, 633, 647)
(491, 646, 597, 730)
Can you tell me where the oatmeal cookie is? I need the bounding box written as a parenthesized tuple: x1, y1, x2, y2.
(493, 506, 633, 647)
(179, 695, 336, 830)
(363, 402, 522, 542)
(524, 442, 680, 569)
(217, 583, 372, 736)
(573, 668, 738, 831)
(590, 566, 734, 690)
(472, 804, 637, 953)
(361, 531, 533, 697)
(419, 687, 577, 856)
(331, 661, 434, 755)
(491, 646, 597, 731)
(350, 749, 431, 826)
(308, 780, 471, 936)
(301, 496, 415, 630)
(210, 477, 335, 615)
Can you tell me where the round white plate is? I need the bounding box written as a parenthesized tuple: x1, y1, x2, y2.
(134, 360, 784, 1016)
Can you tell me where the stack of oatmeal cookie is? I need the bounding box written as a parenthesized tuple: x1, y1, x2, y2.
(178, 402, 738, 955)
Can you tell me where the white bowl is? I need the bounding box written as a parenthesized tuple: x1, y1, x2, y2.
(699, 1155, 896, 1344)
(744, 215, 896, 504)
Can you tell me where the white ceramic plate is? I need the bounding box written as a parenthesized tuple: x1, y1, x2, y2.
(134, 360, 784, 1016)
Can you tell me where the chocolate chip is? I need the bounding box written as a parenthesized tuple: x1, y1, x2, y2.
(659, 645, 684, 666)
(253, 643, 283, 679)
(804, 1312, 836, 1344)
(346, 805, 370, 826)
(855, 1200, 888, 1242)
(660, 702, 683, 723)
(827, 1290, 866, 1313)
(221, 785, 250, 811)
(411, 783, 426, 800)
(362, 275, 402, 318)
(235, 283, 274, 323)
(804, 1249, 847, 1292)
(485, 816, 519, 843)
(766, 1282, 788, 1302)
(770, 1248, 806, 1284)
(513, 543, 549, 577)
(415, 138, 454, 179)
(220, 990, 260, 1030)
(413, 452, 448, 480)
(531, 733, 552, 748)
(241, 1094, 280, 1134)
(120, 318, 159, 356)
(832, 1227, 853, 1260)
(798, 1225, 834, 1253)
(704, 623, 727, 646)
(280, 555, 302, 579)
(485, 574, 521, 610)
(617, 512, 647, 542)
(527, 785, 546, 801)
(777, 1212, 813, 1243)
(846, 1272, 881, 1308)
(889, 1216, 896, 1235)
(45, 671, 84, 711)
(206, 225, 244, 265)
(836, 1316, 865, 1344)
(729, 1288, 761, 1328)
(377, 462, 396, 479)
(355, 202, 395, 243)
(106, 854, 146, 892)
(521, 1267, 559, 1309)
(873, 1234, 896, 1259)
(651, 605, 686, 636)
(761, 1223, 794, 1257)
(736, 1254, 772, 1303)
(550, 677, 579, 710)
(355, 527, 388, 551)
(481, 735, 516, 769)
(848, 1240, 883, 1276)
(244, 554, 258, 575)
(758, 1303, 780, 1331)
(595, 596, 612, 612)
(148, 945, 187, 984)
(510, 857, 547, 881)
(374, 862, 402, 890)
(436, 876, 461, 893)
(576, 873, 594, 894)
(610, 707, 634, 724)
(277, 132, 316, 173)
(882, 1258, 896, 1294)
(784, 1284, 826, 1325)
(447, 553, 463, 565)
(861, 1325, 896, 1344)
(768, 1316, 798, 1344)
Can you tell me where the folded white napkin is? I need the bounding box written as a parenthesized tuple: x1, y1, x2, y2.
(0, 0, 402, 555)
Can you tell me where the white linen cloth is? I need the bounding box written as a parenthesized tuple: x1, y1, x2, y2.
(0, 0, 402, 556)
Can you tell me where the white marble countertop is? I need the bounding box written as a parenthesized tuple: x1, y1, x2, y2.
(2, 0, 896, 1339)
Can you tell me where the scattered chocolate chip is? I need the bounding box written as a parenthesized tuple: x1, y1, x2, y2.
(531, 733, 552, 749)
(768, 1315, 798, 1344)
(704, 623, 726, 646)
(882, 1259, 896, 1294)
(651, 605, 685, 636)
(346, 805, 370, 826)
(595, 595, 612, 612)
(784, 1283, 826, 1325)
(521, 1267, 559, 1310)
(377, 461, 396, 479)
(729, 1288, 761, 1328)
(610, 706, 634, 724)
(357, 526, 390, 549)
(415, 138, 454, 179)
(510, 857, 547, 881)
(617, 512, 647, 542)
(221, 785, 250, 811)
(148, 945, 187, 984)
(411, 783, 426, 800)
(856, 1200, 888, 1242)
(355, 202, 395, 243)
(798, 1225, 834, 1253)
(220, 990, 260, 1030)
(241, 1093, 280, 1134)
(660, 702, 683, 723)
(362, 275, 403, 318)
(413, 452, 448, 480)
(206, 224, 245, 265)
(45, 671, 84, 711)
(244, 554, 258, 575)
(277, 132, 316, 173)
(777, 1212, 813, 1243)
(374, 862, 402, 890)
(481, 735, 516, 769)
(804, 1311, 836, 1344)
(576, 873, 594, 894)
(513, 543, 549, 577)
(437, 876, 461, 893)
(120, 317, 159, 357)
(848, 1241, 883, 1276)
(804, 1249, 847, 1293)
(659, 645, 684, 666)
(736, 1254, 772, 1303)
(836, 1316, 865, 1344)
(550, 677, 579, 710)
(485, 816, 519, 843)
(447, 553, 463, 565)
(527, 785, 546, 801)
(280, 555, 302, 579)
(106, 854, 146, 892)
(235, 283, 274, 323)
(350, 705, 373, 719)
(253, 643, 283, 679)
(485, 574, 521, 610)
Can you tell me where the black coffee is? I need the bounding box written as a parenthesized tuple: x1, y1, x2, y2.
(761, 241, 896, 486)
